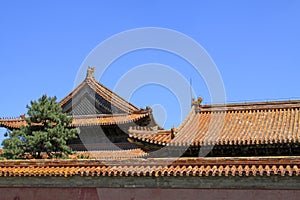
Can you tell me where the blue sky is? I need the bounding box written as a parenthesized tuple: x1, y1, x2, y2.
(0, 1, 300, 144)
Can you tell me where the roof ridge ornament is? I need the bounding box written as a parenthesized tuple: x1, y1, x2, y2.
(86, 66, 95, 80)
(191, 97, 203, 107)
(170, 126, 176, 139)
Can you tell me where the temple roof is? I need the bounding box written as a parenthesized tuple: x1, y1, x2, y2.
(129, 100, 300, 147)
(1, 156, 299, 177)
(60, 66, 139, 114)
(0, 67, 153, 129)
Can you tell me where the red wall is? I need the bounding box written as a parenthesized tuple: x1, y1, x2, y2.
(1, 187, 300, 200)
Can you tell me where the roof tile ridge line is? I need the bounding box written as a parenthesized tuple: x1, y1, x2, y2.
(200, 100, 300, 111)
(204, 99, 300, 106)
(128, 112, 164, 133)
(90, 78, 138, 113)
(201, 104, 300, 113)
(0, 116, 25, 121)
(128, 113, 164, 131)
(175, 105, 198, 133)
(128, 126, 158, 133)
(87, 78, 116, 107)
(89, 77, 139, 112)
(128, 106, 198, 143)
(148, 111, 164, 130)
(59, 80, 87, 106)
(73, 113, 144, 119)
(67, 82, 142, 116)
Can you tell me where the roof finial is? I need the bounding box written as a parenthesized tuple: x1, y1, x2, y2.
(86, 66, 95, 79)
(171, 126, 175, 139)
(192, 97, 203, 107)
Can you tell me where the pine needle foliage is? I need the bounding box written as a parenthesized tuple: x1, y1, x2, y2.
(2, 95, 78, 159)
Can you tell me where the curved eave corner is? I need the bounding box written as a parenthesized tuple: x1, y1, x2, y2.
(128, 101, 199, 147)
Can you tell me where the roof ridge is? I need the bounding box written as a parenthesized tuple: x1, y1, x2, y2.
(88, 77, 139, 113)
(59, 67, 141, 114)
(198, 99, 300, 112)
(0, 116, 23, 121)
(59, 80, 86, 106)
(202, 99, 300, 107)
(176, 105, 198, 132)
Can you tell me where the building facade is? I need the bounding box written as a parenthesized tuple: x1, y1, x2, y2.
(1, 67, 300, 199)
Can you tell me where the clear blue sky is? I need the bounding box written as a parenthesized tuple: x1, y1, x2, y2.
(0, 1, 300, 144)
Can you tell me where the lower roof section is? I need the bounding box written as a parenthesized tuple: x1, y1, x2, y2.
(1, 156, 300, 178)
(1, 157, 300, 189)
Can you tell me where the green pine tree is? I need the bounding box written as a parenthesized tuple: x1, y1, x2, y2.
(2, 95, 78, 159)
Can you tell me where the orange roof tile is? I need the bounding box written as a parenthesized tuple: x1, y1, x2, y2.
(0, 112, 150, 129)
(129, 100, 300, 147)
(0, 157, 299, 177)
(128, 127, 172, 145)
(71, 113, 150, 126)
(0, 118, 26, 129)
(71, 148, 148, 159)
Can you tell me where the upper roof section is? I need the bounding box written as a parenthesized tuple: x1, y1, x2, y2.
(60, 66, 140, 115)
(129, 99, 300, 147)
